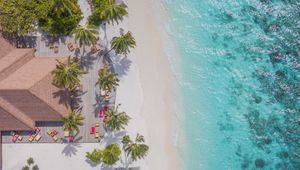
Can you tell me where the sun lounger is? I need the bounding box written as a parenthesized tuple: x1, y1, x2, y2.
(53, 135, 58, 142)
(47, 129, 53, 135)
(104, 115, 108, 122)
(35, 127, 41, 133)
(90, 127, 95, 134)
(69, 136, 74, 142)
(52, 131, 58, 137)
(54, 46, 59, 53)
(91, 45, 100, 54)
(67, 43, 75, 51)
(28, 136, 34, 142)
(12, 135, 17, 143)
(99, 110, 105, 117)
(64, 130, 70, 137)
(95, 132, 99, 138)
(104, 105, 109, 111)
(100, 89, 106, 96)
(18, 135, 23, 141)
(104, 95, 110, 102)
(35, 134, 41, 141)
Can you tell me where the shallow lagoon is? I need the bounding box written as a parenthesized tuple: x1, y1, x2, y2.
(164, 0, 300, 169)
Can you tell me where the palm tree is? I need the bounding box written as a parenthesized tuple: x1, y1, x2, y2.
(62, 111, 84, 135)
(52, 57, 86, 90)
(73, 24, 98, 50)
(100, 0, 128, 25)
(86, 149, 102, 163)
(104, 104, 130, 132)
(51, 0, 79, 15)
(122, 134, 149, 162)
(111, 31, 136, 55)
(101, 144, 122, 165)
(96, 65, 119, 94)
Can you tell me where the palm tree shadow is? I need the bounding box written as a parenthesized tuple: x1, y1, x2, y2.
(62, 143, 82, 157)
(101, 167, 114, 170)
(71, 92, 85, 111)
(52, 89, 71, 108)
(113, 56, 132, 77)
(85, 159, 100, 168)
(102, 131, 127, 146)
(93, 93, 103, 117)
(80, 52, 98, 71)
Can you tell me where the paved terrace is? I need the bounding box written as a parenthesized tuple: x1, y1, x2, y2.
(1, 40, 116, 144)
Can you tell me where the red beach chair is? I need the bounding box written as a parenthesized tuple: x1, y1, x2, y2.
(99, 110, 105, 117)
(35, 127, 41, 133)
(51, 130, 58, 137)
(69, 136, 74, 142)
(90, 127, 95, 134)
(12, 135, 17, 143)
(104, 106, 109, 111)
(104, 115, 108, 122)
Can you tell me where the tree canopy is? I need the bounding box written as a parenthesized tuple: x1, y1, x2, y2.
(39, 0, 82, 36)
(122, 134, 149, 161)
(101, 144, 121, 165)
(86, 144, 122, 166)
(88, 0, 128, 26)
(96, 65, 119, 93)
(62, 111, 84, 134)
(105, 104, 130, 132)
(73, 25, 98, 48)
(111, 31, 136, 55)
(0, 0, 52, 35)
(52, 57, 86, 90)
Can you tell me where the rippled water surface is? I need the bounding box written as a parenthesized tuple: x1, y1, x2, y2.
(164, 0, 300, 169)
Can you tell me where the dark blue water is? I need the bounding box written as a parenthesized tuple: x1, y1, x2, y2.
(164, 0, 300, 169)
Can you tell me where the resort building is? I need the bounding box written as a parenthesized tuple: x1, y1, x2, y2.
(0, 36, 71, 169)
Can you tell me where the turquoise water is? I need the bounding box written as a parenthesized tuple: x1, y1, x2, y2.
(164, 0, 300, 169)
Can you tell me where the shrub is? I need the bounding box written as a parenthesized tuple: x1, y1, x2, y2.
(21, 166, 29, 170)
(32, 165, 39, 170)
(27, 157, 34, 165)
(86, 149, 102, 163)
(39, 14, 82, 36)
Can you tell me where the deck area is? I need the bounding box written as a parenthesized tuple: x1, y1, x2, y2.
(1, 43, 116, 144)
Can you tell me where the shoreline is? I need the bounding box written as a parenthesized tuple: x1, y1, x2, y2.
(115, 0, 183, 169)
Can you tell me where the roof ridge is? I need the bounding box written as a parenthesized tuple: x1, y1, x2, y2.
(0, 97, 35, 129)
(0, 48, 34, 82)
(27, 85, 65, 119)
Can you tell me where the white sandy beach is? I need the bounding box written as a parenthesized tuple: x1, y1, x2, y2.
(114, 0, 182, 169)
(2, 0, 182, 169)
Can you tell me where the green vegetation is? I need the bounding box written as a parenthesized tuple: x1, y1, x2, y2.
(86, 149, 102, 163)
(62, 111, 84, 135)
(101, 144, 122, 165)
(32, 165, 39, 170)
(39, 0, 82, 36)
(0, 0, 51, 35)
(86, 144, 121, 166)
(52, 57, 86, 90)
(105, 104, 130, 132)
(88, 0, 128, 26)
(111, 31, 136, 55)
(122, 134, 149, 161)
(27, 157, 34, 165)
(0, 0, 82, 36)
(73, 25, 98, 49)
(21, 158, 39, 170)
(96, 65, 119, 93)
